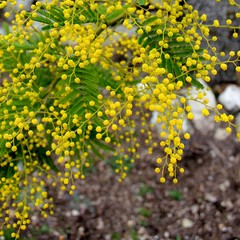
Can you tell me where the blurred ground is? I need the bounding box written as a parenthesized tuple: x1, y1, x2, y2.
(24, 130, 240, 240)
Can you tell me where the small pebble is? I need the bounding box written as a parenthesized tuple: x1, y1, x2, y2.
(96, 218, 104, 230)
(127, 219, 135, 227)
(191, 205, 199, 214)
(71, 209, 80, 217)
(218, 223, 227, 232)
(218, 84, 240, 111)
(163, 231, 170, 238)
(218, 180, 230, 192)
(205, 193, 217, 203)
(182, 218, 194, 228)
(138, 227, 146, 235)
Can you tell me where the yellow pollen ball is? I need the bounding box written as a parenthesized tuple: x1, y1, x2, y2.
(225, 127, 232, 133)
(105, 137, 111, 143)
(202, 108, 210, 116)
(187, 112, 194, 120)
(160, 177, 166, 183)
(63, 178, 69, 185)
(11, 146, 17, 152)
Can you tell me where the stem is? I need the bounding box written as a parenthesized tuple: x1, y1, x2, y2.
(42, 76, 59, 101)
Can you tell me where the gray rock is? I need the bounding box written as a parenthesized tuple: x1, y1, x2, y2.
(187, 79, 216, 134)
(218, 85, 240, 111)
(150, 79, 216, 135)
(214, 128, 230, 141)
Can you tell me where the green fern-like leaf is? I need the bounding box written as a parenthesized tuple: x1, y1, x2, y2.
(190, 76, 205, 89)
(55, 63, 101, 125)
(137, 21, 204, 89)
(172, 62, 187, 86)
(141, 16, 159, 26)
(137, 0, 146, 6)
(30, 3, 98, 31)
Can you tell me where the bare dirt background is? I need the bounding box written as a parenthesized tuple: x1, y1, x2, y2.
(22, 130, 240, 240)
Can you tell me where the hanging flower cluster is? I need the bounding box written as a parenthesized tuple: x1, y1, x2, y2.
(0, 0, 239, 237)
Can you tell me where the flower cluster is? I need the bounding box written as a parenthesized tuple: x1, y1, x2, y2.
(0, 0, 240, 237)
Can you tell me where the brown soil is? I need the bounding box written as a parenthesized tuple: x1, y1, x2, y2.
(23, 130, 240, 240)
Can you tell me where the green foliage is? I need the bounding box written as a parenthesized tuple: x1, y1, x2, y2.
(137, 0, 146, 6)
(130, 228, 139, 240)
(138, 183, 154, 197)
(105, 154, 135, 179)
(3, 228, 16, 240)
(138, 23, 204, 89)
(56, 64, 101, 118)
(169, 189, 183, 201)
(176, 235, 182, 240)
(138, 207, 151, 218)
(111, 232, 122, 240)
(28, 4, 98, 31)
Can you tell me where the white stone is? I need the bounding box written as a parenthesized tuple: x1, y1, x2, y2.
(71, 209, 80, 217)
(127, 219, 136, 227)
(191, 204, 199, 214)
(96, 218, 104, 230)
(221, 199, 233, 209)
(163, 231, 170, 238)
(218, 85, 240, 111)
(150, 109, 194, 135)
(150, 78, 216, 135)
(0, 27, 4, 35)
(181, 218, 194, 228)
(214, 128, 229, 141)
(187, 79, 217, 134)
(77, 227, 86, 239)
(150, 110, 160, 126)
(138, 227, 146, 235)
